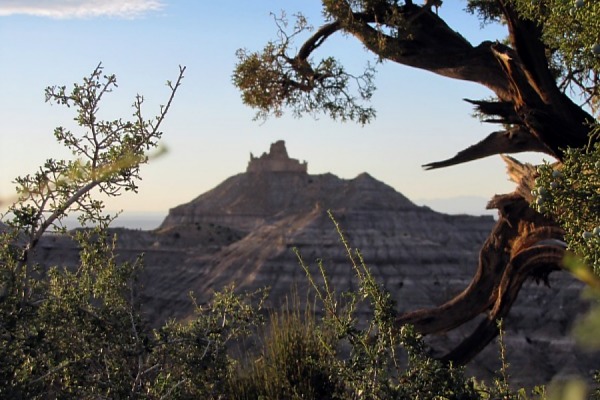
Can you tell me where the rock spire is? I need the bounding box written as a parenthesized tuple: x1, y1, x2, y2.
(247, 140, 307, 173)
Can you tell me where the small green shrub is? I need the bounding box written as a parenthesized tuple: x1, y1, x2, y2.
(291, 211, 480, 400)
(533, 126, 600, 399)
(534, 127, 600, 277)
(228, 298, 342, 399)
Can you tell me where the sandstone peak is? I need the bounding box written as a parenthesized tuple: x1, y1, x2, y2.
(247, 140, 307, 173)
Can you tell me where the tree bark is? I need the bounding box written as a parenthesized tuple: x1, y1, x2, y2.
(396, 190, 564, 364)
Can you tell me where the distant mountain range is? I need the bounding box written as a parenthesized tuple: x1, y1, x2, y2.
(416, 196, 497, 217)
(31, 141, 594, 389)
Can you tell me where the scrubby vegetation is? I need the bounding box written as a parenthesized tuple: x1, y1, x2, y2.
(0, 66, 554, 399)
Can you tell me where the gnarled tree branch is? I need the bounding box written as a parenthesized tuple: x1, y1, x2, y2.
(396, 186, 565, 365)
(325, 2, 512, 98)
(423, 127, 548, 170)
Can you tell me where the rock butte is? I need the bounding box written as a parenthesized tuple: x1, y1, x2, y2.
(247, 139, 308, 173)
(34, 141, 596, 389)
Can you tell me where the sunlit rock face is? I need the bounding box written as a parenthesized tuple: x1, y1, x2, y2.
(33, 141, 594, 389)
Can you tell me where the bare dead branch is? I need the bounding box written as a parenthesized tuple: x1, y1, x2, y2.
(422, 127, 549, 170)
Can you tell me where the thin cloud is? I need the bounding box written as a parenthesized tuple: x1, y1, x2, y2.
(0, 0, 165, 19)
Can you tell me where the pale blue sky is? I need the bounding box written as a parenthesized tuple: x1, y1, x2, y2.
(0, 1, 546, 218)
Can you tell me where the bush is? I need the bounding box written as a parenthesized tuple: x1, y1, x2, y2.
(228, 298, 342, 399)
(0, 65, 267, 398)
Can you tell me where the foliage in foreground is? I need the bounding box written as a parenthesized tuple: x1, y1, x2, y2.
(0, 64, 265, 399)
(3, 66, 600, 399)
(0, 227, 265, 398)
(534, 127, 600, 277)
(533, 126, 600, 400)
(228, 215, 483, 399)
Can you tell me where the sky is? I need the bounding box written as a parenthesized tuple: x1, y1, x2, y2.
(0, 0, 549, 222)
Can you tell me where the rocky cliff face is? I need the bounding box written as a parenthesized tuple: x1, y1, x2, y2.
(165, 170, 493, 297)
(32, 141, 596, 389)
